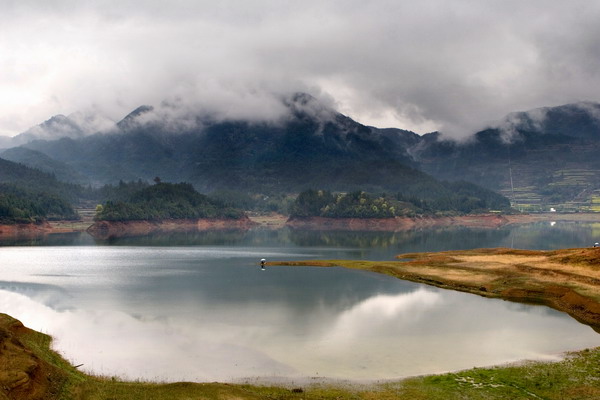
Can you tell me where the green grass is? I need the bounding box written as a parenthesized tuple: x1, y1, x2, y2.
(398, 348, 600, 400)
(19, 322, 88, 400)
(67, 348, 600, 399)
(16, 321, 600, 399)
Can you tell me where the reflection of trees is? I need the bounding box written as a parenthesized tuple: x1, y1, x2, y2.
(288, 228, 512, 253)
(12, 222, 594, 252)
(0, 232, 90, 247)
(288, 223, 599, 253)
(95, 230, 250, 246)
(392, 228, 512, 253)
(289, 230, 401, 248)
(508, 222, 599, 250)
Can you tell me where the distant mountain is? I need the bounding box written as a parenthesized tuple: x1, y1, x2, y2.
(499, 102, 600, 140)
(18, 93, 435, 195)
(0, 157, 84, 203)
(7, 95, 600, 212)
(0, 183, 77, 223)
(0, 147, 88, 184)
(411, 102, 600, 211)
(7, 111, 114, 147)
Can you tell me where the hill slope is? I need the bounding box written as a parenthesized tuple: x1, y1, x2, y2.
(16, 94, 458, 198)
(411, 102, 600, 211)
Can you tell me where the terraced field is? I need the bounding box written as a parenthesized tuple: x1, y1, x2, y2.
(498, 162, 600, 212)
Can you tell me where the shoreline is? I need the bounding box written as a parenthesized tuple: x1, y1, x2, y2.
(2, 246, 600, 398)
(272, 247, 600, 332)
(286, 212, 600, 231)
(1, 313, 599, 399)
(86, 216, 257, 239)
(1, 212, 599, 240)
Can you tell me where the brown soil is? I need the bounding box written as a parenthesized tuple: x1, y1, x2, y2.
(0, 314, 70, 400)
(0, 222, 56, 239)
(272, 247, 600, 332)
(247, 213, 288, 229)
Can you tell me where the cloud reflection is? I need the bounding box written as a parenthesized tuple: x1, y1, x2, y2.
(2, 282, 599, 382)
(324, 288, 441, 342)
(0, 290, 294, 382)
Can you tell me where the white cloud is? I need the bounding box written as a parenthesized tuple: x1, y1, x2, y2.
(1, 0, 600, 137)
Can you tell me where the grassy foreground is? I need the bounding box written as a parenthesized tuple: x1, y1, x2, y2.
(2, 247, 600, 399)
(1, 312, 599, 400)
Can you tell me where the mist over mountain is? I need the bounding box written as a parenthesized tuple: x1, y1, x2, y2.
(411, 101, 600, 211)
(5, 111, 115, 147)
(5, 93, 600, 211)
(17, 93, 426, 193)
(0, 147, 88, 184)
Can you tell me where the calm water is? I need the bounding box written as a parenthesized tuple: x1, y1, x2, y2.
(1, 221, 599, 382)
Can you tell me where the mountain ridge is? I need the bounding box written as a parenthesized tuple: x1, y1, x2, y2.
(4, 94, 600, 210)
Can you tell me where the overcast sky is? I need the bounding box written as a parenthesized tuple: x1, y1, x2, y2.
(2, 0, 600, 138)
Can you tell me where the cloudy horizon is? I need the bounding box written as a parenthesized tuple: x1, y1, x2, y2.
(2, 0, 600, 138)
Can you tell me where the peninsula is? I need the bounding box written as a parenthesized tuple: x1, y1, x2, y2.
(272, 247, 600, 331)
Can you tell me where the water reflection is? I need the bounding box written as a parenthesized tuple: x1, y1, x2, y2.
(3, 281, 598, 382)
(1, 223, 600, 382)
(0, 231, 93, 247)
(1, 243, 599, 382)
(5, 221, 597, 254)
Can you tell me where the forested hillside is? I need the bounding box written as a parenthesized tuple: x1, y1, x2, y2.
(290, 184, 511, 219)
(13, 94, 600, 213)
(0, 183, 77, 223)
(12, 94, 434, 194)
(95, 182, 245, 221)
(413, 102, 600, 211)
(1, 94, 518, 215)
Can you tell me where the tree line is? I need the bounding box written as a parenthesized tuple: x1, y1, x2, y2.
(0, 183, 77, 223)
(95, 182, 245, 221)
(290, 184, 511, 219)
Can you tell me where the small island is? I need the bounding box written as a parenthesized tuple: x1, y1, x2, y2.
(285, 188, 514, 230)
(87, 182, 255, 239)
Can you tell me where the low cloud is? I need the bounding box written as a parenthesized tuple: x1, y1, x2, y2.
(1, 289, 295, 381)
(1, 1, 600, 138)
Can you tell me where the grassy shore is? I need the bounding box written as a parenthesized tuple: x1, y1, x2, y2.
(2, 247, 600, 399)
(1, 311, 599, 399)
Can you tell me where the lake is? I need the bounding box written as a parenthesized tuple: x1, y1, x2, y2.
(1, 221, 599, 382)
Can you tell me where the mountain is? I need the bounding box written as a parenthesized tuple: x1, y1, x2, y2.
(18, 94, 432, 193)
(411, 102, 600, 211)
(0, 183, 77, 223)
(0, 157, 85, 203)
(0, 147, 88, 184)
(7, 95, 600, 211)
(6, 111, 114, 147)
(500, 102, 600, 140)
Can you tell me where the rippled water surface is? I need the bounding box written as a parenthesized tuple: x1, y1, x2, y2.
(1, 222, 599, 382)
